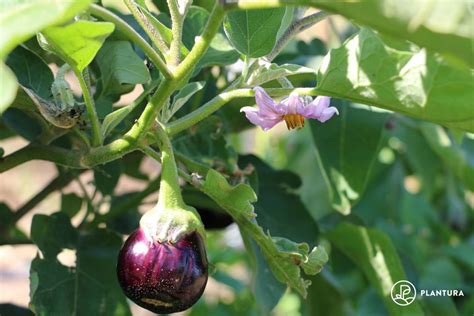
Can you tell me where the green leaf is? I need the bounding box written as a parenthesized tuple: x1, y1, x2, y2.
(196, 169, 328, 297)
(2, 108, 42, 141)
(162, 81, 205, 122)
(224, 8, 286, 57)
(326, 222, 424, 316)
(29, 213, 131, 316)
(60, 193, 83, 218)
(30, 213, 77, 258)
(101, 83, 153, 138)
(247, 62, 315, 86)
(309, 0, 474, 68)
(317, 28, 474, 132)
(310, 102, 389, 214)
(6, 45, 54, 100)
(0, 62, 18, 114)
(94, 160, 122, 196)
(40, 20, 115, 72)
(419, 122, 474, 190)
(0, 0, 93, 59)
(96, 41, 150, 99)
(239, 155, 320, 243)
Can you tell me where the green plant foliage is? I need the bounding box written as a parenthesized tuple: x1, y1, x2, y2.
(40, 20, 115, 72)
(317, 28, 474, 132)
(224, 8, 287, 57)
(308, 0, 474, 68)
(310, 101, 389, 214)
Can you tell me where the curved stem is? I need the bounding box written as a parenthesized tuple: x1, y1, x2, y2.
(166, 87, 320, 136)
(89, 4, 172, 79)
(266, 11, 330, 61)
(75, 69, 102, 146)
(143, 126, 185, 210)
(124, 0, 170, 56)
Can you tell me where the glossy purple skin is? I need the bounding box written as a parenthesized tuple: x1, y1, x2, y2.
(117, 228, 208, 314)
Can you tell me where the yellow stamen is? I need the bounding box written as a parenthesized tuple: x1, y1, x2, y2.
(283, 114, 305, 130)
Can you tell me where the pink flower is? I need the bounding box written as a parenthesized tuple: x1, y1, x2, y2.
(240, 86, 339, 131)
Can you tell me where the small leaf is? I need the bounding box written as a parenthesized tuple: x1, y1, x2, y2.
(96, 41, 150, 100)
(60, 193, 83, 218)
(224, 8, 287, 57)
(247, 62, 315, 86)
(94, 160, 122, 196)
(163, 81, 205, 122)
(40, 20, 115, 72)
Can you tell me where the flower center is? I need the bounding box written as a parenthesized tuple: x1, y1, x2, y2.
(283, 114, 305, 130)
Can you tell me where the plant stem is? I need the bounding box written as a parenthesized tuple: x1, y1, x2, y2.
(266, 11, 330, 61)
(0, 144, 84, 172)
(124, 0, 170, 56)
(75, 69, 102, 146)
(166, 87, 320, 135)
(142, 128, 185, 210)
(167, 0, 188, 68)
(89, 4, 172, 79)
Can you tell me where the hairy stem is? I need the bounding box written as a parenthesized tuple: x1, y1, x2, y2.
(89, 4, 172, 79)
(75, 69, 102, 146)
(124, 0, 170, 56)
(266, 11, 330, 61)
(167, 0, 188, 67)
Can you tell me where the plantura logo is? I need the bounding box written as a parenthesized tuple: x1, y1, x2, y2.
(391, 280, 417, 306)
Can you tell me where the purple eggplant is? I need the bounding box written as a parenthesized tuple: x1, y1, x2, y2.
(117, 228, 208, 314)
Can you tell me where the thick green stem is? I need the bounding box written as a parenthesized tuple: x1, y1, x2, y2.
(146, 126, 185, 210)
(167, 0, 187, 67)
(75, 69, 102, 146)
(89, 4, 172, 79)
(124, 0, 170, 57)
(166, 87, 320, 135)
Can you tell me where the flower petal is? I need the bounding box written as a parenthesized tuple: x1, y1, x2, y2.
(303, 96, 332, 118)
(253, 86, 281, 117)
(241, 107, 282, 131)
(317, 107, 339, 123)
(285, 92, 304, 115)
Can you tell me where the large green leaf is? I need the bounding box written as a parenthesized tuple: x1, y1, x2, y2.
(224, 8, 286, 57)
(308, 0, 474, 68)
(317, 28, 474, 132)
(29, 213, 130, 316)
(326, 222, 424, 316)
(0, 0, 93, 58)
(310, 101, 389, 214)
(40, 20, 114, 72)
